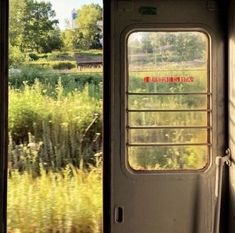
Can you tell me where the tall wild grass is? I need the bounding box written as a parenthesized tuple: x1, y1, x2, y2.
(8, 165, 102, 233)
(9, 80, 102, 171)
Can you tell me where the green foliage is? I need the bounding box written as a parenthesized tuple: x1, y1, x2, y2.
(39, 27, 64, 53)
(9, 0, 25, 48)
(8, 165, 102, 233)
(127, 67, 208, 170)
(51, 61, 76, 70)
(62, 4, 103, 50)
(9, 0, 104, 67)
(74, 49, 103, 57)
(45, 51, 75, 61)
(20, 0, 60, 53)
(9, 0, 63, 67)
(9, 0, 47, 66)
(9, 66, 102, 97)
(76, 4, 102, 49)
(9, 45, 27, 67)
(77, 4, 102, 33)
(9, 81, 102, 170)
(28, 53, 48, 61)
(28, 61, 77, 70)
(61, 29, 81, 50)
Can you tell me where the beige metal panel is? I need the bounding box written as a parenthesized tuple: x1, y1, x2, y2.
(110, 0, 225, 232)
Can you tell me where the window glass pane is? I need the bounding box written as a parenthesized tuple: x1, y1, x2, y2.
(128, 146, 208, 170)
(128, 112, 208, 127)
(127, 31, 211, 171)
(128, 128, 208, 144)
(128, 32, 208, 93)
(128, 70, 207, 93)
(129, 95, 208, 110)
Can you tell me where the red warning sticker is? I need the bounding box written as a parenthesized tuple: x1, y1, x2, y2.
(144, 76, 194, 83)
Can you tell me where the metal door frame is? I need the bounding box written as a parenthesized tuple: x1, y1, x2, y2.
(103, 1, 112, 233)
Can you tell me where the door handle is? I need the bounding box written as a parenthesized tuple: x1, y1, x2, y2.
(213, 148, 231, 233)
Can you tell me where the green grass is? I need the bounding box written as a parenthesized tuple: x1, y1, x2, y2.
(8, 165, 102, 233)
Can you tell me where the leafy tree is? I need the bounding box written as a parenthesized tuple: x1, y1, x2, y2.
(9, 44, 28, 67)
(172, 33, 206, 61)
(76, 4, 102, 49)
(9, 0, 27, 65)
(20, 0, 60, 53)
(140, 33, 153, 53)
(9, 0, 64, 66)
(61, 29, 81, 50)
(9, 0, 26, 47)
(39, 27, 64, 53)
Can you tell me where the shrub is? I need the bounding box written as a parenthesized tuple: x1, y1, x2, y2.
(9, 45, 27, 67)
(46, 51, 75, 61)
(28, 53, 48, 61)
(51, 61, 76, 70)
(26, 61, 77, 70)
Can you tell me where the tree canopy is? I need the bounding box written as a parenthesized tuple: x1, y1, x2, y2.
(9, 0, 63, 54)
(76, 4, 103, 49)
(61, 4, 103, 50)
(9, 1, 103, 54)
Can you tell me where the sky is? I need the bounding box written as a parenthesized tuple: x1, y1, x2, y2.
(42, 0, 103, 29)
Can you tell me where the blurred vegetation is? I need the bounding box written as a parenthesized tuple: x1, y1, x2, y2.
(8, 164, 102, 233)
(8, 61, 103, 232)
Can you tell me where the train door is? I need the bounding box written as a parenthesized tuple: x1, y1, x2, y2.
(105, 0, 227, 232)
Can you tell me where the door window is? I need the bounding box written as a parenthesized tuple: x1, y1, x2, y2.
(127, 31, 211, 171)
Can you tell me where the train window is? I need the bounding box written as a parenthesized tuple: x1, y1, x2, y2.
(126, 31, 211, 171)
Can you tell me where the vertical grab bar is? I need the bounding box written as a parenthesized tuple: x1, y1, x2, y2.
(213, 148, 231, 233)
